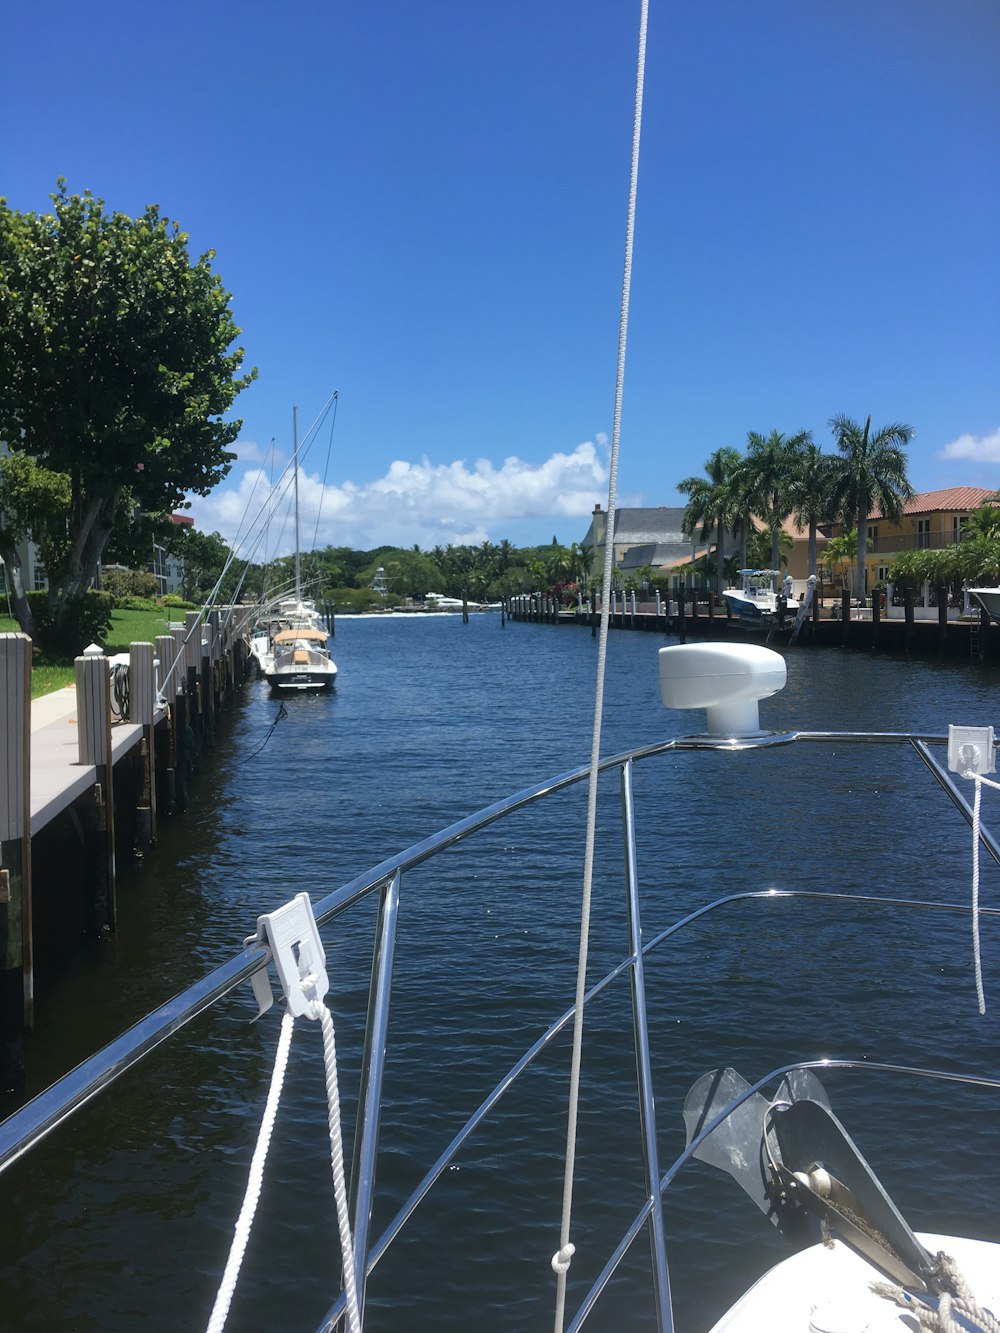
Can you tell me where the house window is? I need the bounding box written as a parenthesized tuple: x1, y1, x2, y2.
(916, 518, 930, 549)
(953, 515, 967, 542)
(876, 565, 889, 583)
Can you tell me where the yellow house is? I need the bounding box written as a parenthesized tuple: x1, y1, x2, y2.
(863, 486, 996, 593)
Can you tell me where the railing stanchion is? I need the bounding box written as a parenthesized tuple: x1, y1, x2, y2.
(619, 760, 673, 1330)
(348, 870, 401, 1323)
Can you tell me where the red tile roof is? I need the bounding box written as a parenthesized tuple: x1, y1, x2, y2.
(869, 487, 997, 520)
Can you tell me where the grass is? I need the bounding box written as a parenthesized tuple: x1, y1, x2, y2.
(1, 606, 184, 698)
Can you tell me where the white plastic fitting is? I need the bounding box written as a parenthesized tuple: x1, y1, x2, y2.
(658, 642, 787, 736)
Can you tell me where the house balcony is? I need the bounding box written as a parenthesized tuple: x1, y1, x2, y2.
(868, 532, 963, 554)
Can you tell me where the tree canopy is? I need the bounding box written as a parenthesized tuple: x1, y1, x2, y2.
(0, 183, 255, 642)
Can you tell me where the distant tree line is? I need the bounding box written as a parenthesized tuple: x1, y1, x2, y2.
(169, 533, 602, 612)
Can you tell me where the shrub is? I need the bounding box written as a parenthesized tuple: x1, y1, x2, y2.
(162, 593, 196, 609)
(99, 567, 161, 602)
(26, 590, 115, 660)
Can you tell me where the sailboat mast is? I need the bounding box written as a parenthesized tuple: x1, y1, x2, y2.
(293, 405, 301, 601)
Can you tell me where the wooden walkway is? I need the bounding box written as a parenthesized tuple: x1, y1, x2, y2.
(29, 685, 167, 837)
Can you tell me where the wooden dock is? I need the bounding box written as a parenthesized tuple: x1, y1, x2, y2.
(503, 592, 1000, 663)
(0, 607, 257, 1090)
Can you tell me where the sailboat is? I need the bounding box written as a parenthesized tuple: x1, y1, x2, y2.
(262, 406, 338, 693)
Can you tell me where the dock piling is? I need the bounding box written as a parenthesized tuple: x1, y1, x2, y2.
(75, 646, 116, 934)
(0, 634, 32, 1089)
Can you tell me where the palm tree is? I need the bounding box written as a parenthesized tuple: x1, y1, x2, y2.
(828, 414, 914, 597)
(679, 446, 743, 597)
(822, 530, 859, 592)
(744, 429, 812, 572)
(790, 443, 839, 578)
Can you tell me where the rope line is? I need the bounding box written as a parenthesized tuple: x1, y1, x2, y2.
(872, 1250, 1000, 1332)
(239, 702, 288, 764)
(206, 1010, 295, 1333)
(968, 771, 1000, 1014)
(309, 999, 361, 1333)
(206, 996, 361, 1333)
(552, 3, 648, 1329)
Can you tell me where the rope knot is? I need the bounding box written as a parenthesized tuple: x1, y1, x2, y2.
(551, 1243, 575, 1275)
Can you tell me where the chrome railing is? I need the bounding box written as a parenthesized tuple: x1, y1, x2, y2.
(1, 730, 998, 1332)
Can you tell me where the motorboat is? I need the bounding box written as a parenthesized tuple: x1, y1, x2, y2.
(723, 569, 796, 628)
(263, 625, 337, 693)
(967, 587, 1000, 626)
(1, 641, 997, 1331)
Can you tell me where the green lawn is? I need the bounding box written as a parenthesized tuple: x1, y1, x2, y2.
(1, 607, 184, 698)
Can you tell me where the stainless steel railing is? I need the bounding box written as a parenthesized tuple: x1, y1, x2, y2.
(2, 729, 999, 1332)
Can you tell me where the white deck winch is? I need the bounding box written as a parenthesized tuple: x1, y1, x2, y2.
(658, 642, 787, 736)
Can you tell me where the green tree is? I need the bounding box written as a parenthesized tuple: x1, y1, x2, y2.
(0, 183, 255, 643)
(744, 429, 812, 572)
(177, 529, 232, 604)
(823, 530, 860, 591)
(790, 443, 839, 577)
(827, 414, 914, 597)
(679, 446, 743, 597)
(0, 453, 73, 595)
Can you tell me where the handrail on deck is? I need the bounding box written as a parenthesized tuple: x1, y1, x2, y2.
(1, 727, 996, 1333)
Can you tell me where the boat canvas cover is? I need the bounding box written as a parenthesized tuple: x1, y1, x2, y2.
(272, 629, 328, 643)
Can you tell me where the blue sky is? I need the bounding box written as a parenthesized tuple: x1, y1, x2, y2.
(5, 0, 998, 557)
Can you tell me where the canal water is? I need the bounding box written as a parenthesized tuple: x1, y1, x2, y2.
(1, 615, 999, 1330)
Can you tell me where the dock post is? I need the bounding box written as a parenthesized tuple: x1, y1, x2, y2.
(0, 634, 32, 1089)
(202, 616, 216, 744)
(171, 625, 191, 811)
(75, 645, 116, 934)
(936, 586, 949, 655)
(156, 634, 178, 815)
(678, 582, 687, 644)
(184, 611, 203, 765)
(129, 641, 156, 851)
(841, 590, 851, 647)
(903, 587, 914, 652)
(871, 589, 881, 652)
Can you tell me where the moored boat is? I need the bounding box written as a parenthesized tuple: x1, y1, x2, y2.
(723, 569, 796, 629)
(263, 625, 337, 692)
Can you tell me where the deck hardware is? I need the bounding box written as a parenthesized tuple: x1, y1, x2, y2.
(251, 892, 329, 1018)
(947, 725, 996, 777)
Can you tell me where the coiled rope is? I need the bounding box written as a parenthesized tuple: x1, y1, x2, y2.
(206, 999, 360, 1333)
(551, 3, 649, 1330)
(872, 1251, 1000, 1333)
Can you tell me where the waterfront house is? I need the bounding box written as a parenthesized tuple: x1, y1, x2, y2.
(860, 487, 996, 598)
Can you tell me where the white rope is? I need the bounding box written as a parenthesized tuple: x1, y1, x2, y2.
(872, 1250, 1000, 1333)
(206, 998, 362, 1333)
(552, 3, 648, 1329)
(206, 1009, 295, 1333)
(309, 998, 362, 1333)
(968, 772, 1000, 1014)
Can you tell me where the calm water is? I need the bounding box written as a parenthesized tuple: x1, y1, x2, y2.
(1, 615, 999, 1330)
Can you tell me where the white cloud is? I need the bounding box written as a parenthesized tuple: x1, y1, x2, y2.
(187, 439, 609, 556)
(938, 428, 1000, 463)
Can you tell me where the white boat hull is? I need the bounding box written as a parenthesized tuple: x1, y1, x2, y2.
(710, 1233, 1000, 1332)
